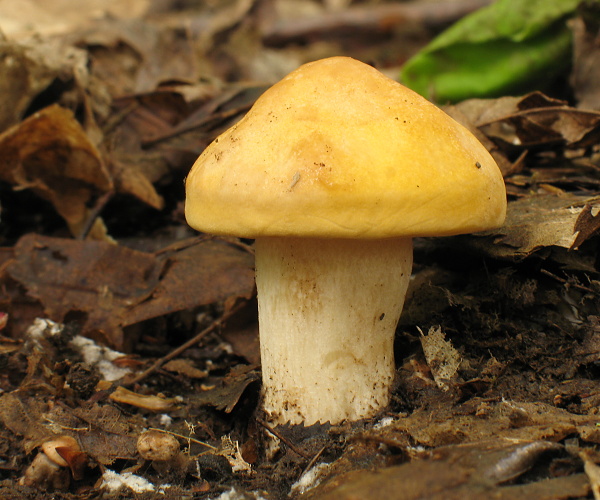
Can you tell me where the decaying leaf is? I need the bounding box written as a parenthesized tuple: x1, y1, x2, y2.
(0, 391, 140, 468)
(123, 237, 255, 328)
(2, 234, 255, 349)
(382, 399, 600, 449)
(218, 435, 252, 473)
(0, 105, 113, 237)
(572, 203, 600, 249)
(455, 91, 600, 153)
(0, 37, 89, 132)
(305, 396, 600, 499)
(191, 364, 260, 414)
(75, 16, 194, 96)
(5, 234, 163, 348)
(0, 0, 150, 40)
(73, 404, 139, 465)
(0, 393, 52, 447)
(474, 194, 600, 259)
(419, 326, 461, 391)
(306, 439, 588, 500)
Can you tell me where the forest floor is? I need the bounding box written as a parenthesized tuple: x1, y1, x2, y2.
(0, 0, 599, 499)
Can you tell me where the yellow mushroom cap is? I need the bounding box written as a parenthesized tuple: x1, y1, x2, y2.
(185, 56, 506, 239)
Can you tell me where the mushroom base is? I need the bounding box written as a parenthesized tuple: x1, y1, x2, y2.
(255, 236, 413, 426)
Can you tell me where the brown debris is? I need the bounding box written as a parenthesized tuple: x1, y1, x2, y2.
(475, 194, 598, 259)
(572, 203, 600, 250)
(4, 234, 164, 348)
(1, 234, 254, 349)
(123, 237, 255, 328)
(190, 364, 260, 414)
(306, 451, 590, 500)
(454, 91, 600, 154)
(262, 0, 491, 47)
(0, 105, 113, 238)
(109, 386, 179, 412)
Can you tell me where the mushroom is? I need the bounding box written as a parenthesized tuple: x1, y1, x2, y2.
(185, 56, 506, 426)
(137, 430, 189, 476)
(20, 435, 84, 490)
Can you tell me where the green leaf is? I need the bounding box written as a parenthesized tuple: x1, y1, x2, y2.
(400, 0, 583, 103)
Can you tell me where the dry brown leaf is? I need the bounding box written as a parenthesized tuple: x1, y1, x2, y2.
(0, 37, 89, 132)
(76, 16, 198, 96)
(572, 204, 600, 250)
(0, 393, 124, 465)
(195, 0, 259, 51)
(0, 0, 150, 39)
(387, 399, 597, 449)
(305, 398, 594, 499)
(584, 460, 600, 500)
(220, 320, 260, 365)
(2, 234, 255, 349)
(0, 393, 51, 447)
(454, 91, 600, 153)
(475, 194, 600, 259)
(454, 92, 567, 129)
(191, 365, 260, 414)
(72, 404, 139, 465)
(5, 234, 164, 348)
(109, 158, 164, 210)
(102, 89, 216, 209)
(0, 105, 113, 237)
(124, 238, 255, 327)
(419, 326, 461, 391)
(307, 441, 588, 500)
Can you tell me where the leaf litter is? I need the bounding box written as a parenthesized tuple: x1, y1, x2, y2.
(0, 1, 599, 499)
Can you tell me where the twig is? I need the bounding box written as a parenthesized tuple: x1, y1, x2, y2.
(147, 427, 217, 451)
(477, 106, 600, 128)
(141, 104, 253, 148)
(301, 445, 327, 476)
(256, 419, 312, 459)
(540, 268, 599, 295)
(124, 300, 247, 386)
(76, 190, 114, 240)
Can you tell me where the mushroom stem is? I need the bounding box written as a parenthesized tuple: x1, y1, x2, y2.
(255, 236, 413, 426)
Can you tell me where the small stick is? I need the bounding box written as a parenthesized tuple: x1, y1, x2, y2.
(147, 427, 217, 451)
(256, 419, 311, 459)
(124, 300, 246, 386)
(77, 190, 114, 240)
(301, 445, 327, 476)
(141, 104, 253, 148)
(540, 268, 598, 295)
